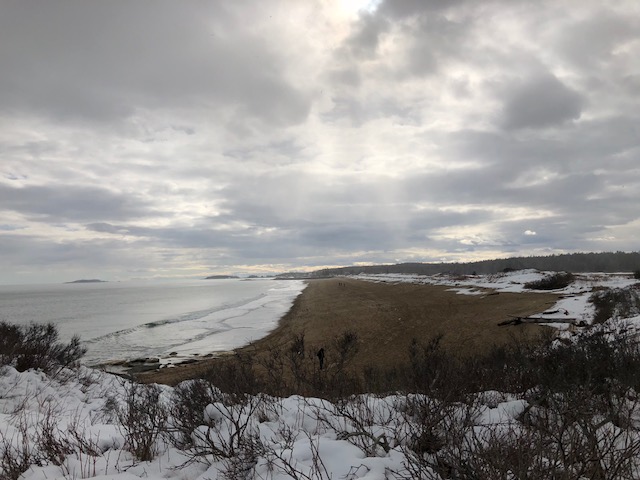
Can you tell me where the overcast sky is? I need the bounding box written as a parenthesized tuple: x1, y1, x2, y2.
(1, 0, 639, 284)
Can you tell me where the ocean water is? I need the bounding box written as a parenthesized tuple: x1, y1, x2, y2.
(0, 279, 305, 365)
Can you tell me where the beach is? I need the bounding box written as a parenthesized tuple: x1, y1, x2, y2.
(137, 277, 559, 385)
(0, 278, 306, 367)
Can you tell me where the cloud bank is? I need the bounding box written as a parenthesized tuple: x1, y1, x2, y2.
(1, 0, 639, 283)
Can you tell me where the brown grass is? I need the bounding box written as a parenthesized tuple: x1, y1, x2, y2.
(137, 278, 559, 386)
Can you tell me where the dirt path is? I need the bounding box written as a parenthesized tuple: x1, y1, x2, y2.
(137, 278, 558, 385)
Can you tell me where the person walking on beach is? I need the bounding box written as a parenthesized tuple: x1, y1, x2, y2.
(317, 347, 325, 370)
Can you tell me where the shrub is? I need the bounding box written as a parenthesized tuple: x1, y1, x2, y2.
(108, 381, 168, 462)
(0, 322, 86, 373)
(589, 286, 640, 324)
(534, 330, 640, 397)
(634, 270, 640, 280)
(0, 413, 35, 480)
(524, 272, 575, 290)
(392, 328, 640, 480)
(169, 378, 264, 468)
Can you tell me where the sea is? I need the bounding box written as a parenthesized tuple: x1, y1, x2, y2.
(0, 278, 306, 366)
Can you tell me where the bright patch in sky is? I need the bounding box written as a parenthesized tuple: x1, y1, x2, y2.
(0, 1, 639, 284)
(339, 0, 381, 15)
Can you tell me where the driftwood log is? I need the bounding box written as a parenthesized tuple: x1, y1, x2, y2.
(498, 315, 585, 327)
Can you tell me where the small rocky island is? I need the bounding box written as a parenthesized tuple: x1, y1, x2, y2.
(204, 275, 239, 280)
(64, 279, 107, 284)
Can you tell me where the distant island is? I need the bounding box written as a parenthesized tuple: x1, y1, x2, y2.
(64, 279, 107, 284)
(205, 275, 239, 280)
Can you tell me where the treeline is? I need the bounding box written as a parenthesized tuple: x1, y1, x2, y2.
(282, 251, 640, 278)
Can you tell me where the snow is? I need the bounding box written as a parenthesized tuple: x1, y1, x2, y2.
(3, 270, 640, 479)
(0, 366, 415, 480)
(4, 364, 559, 480)
(352, 270, 640, 329)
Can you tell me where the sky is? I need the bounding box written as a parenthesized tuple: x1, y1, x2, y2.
(1, 0, 639, 284)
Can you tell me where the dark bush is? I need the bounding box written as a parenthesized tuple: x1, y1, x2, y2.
(109, 382, 168, 462)
(532, 331, 640, 396)
(590, 289, 618, 324)
(169, 377, 264, 467)
(203, 352, 262, 397)
(170, 379, 217, 450)
(394, 328, 640, 479)
(0, 321, 86, 373)
(634, 270, 640, 280)
(524, 272, 575, 290)
(392, 326, 640, 403)
(589, 286, 640, 324)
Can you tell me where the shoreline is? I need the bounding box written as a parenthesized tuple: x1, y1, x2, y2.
(98, 348, 239, 376)
(135, 277, 559, 385)
(88, 278, 307, 375)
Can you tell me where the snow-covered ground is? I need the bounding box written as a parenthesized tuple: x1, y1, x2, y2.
(2, 270, 640, 479)
(9, 363, 636, 480)
(352, 269, 639, 328)
(0, 365, 410, 479)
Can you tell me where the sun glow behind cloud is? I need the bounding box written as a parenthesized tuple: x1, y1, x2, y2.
(0, 0, 639, 283)
(337, 0, 382, 16)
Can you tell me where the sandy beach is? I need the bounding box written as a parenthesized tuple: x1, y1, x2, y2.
(136, 277, 559, 386)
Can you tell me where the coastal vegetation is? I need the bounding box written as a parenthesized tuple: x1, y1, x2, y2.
(0, 321, 86, 373)
(282, 250, 640, 278)
(3, 267, 640, 479)
(523, 272, 576, 290)
(4, 315, 640, 479)
(139, 278, 558, 386)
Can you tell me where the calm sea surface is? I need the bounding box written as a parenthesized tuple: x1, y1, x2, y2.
(0, 279, 305, 365)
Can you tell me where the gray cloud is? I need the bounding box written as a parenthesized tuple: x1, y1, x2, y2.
(0, 233, 156, 284)
(1, 0, 639, 283)
(343, 12, 390, 60)
(0, 184, 153, 222)
(501, 75, 584, 130)
(0, 1, 311, 126)
(378, 0, 466, 18)
(555, 11, 639, 69)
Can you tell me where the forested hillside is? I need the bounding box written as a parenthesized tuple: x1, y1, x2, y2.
(282, 251, 640, 278)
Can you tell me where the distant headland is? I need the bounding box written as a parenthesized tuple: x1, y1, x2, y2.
(64, 279, 107, 284)
(205, 275, 239, 280)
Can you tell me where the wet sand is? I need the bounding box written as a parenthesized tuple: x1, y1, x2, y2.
(136, 277, 559, 385)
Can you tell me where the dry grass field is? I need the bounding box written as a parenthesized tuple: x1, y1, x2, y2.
(138, 278, 559, 386)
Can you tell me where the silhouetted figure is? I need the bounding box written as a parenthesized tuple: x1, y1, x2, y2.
(317, 348, 325, 370)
